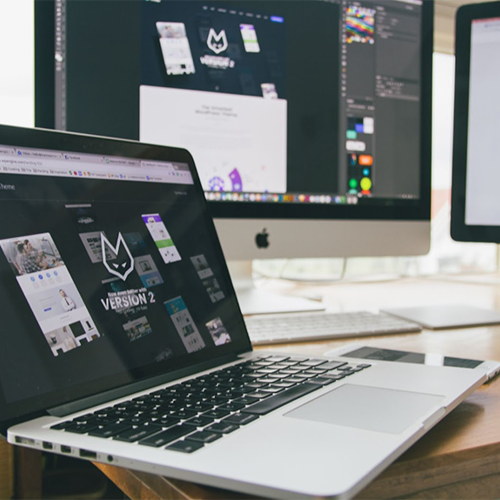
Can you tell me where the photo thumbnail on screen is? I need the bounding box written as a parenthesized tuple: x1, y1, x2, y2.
(0, 233, 101, 357)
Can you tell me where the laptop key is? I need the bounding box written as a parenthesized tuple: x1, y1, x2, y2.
(223, 413, 259, 425)
(51, 421, 74, 430)
(206, 423, 239, 434)
(149, 417, 181, 428)
(65, 422, 99, 434)
(166, 440, 204, 453)
(242, 383, 320, 416)
(169, 409, 197, 419)
(139, 425, 193, 447)
(320, 361, 347, 370)
(308, 377, 336, 386)
(202, 409, 231, 419)
(187, 431, 222, 443)
(217, 403, 245, 412)
(246, 391, 272, 399)
(232, 396, 260, 405)
(114, 425, 161, 443)
(89, 422, 132, 438)
(184, 416, 215, 427)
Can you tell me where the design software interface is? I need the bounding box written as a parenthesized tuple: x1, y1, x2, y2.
(52, 0, 424, 208)
(0, 145, 246, 409)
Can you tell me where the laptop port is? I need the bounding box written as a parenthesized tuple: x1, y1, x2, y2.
(79, 449, 97, 459)
(61, 445, 72, 454)
(15, 436, 35, 446)
(42, 442, 53, 450)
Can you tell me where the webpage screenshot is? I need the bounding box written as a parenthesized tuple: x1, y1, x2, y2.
(0, 145, 245, 408)
(53, 0, 424, 208)
(465, 16, 500, 226)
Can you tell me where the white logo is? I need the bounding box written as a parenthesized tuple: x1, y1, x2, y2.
(101, 233, 134, 281)
(207, 28, 228, 54)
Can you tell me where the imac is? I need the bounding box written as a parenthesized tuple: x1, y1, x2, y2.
(35, 0, 433, 314)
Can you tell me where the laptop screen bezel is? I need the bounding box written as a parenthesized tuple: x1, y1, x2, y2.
(0, 124, 253, 434)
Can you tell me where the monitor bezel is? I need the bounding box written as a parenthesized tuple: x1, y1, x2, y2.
(35, 0, 433, 224)
(451, 1, 500, 243)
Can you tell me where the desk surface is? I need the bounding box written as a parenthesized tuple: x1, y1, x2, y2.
(94, 277, 500, 499)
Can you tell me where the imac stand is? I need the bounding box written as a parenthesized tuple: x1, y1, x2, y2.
(227, 261, 325, 316)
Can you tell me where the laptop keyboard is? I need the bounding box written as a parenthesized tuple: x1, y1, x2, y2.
(50, 356, 371, 454)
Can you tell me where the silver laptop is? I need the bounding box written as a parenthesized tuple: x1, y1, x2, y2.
(0, 125, 487, 499)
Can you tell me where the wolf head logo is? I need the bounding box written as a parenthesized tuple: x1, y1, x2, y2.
(101, 232, 134, 281)
(207, 28, 228, 54)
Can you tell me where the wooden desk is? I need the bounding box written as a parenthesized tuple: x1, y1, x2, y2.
(94, 277, 500, 499)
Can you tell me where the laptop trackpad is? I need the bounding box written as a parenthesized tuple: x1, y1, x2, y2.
(285, 384, 444, 434)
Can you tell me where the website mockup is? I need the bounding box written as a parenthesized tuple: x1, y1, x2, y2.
(140, 3, 287, 194)
(54, 0, 426, 210)
(0, 145, 245, 409)
(465, 17, 500, 226)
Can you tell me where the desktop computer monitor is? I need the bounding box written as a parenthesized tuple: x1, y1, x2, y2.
(35, 0, 433, 314)
(451, 1, 500, 244)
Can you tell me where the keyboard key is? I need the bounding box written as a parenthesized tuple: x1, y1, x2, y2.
(269, 382, 295, 389)
(51, 421, 74, 430)
(242, 383, 320, 416)
(265, 356, 289, 363)
(218, 403, 245, 412)
(166, 440, 204, 453)
(245, 391, 272, 399)
(202, 409, 230, 419)
(299, 359, 327, 367)
(232, 396, 260, 405)
(169, 409, 197, 419)
(308, 377, 336, 386)
(89, 422, 132, 438)
(320, 361, 347, 370)
(114, 425, 161, 443)
(206, 423, 239, 434)
(184, 416, 215, 427)
(139, 425, 193, 447)
(65, 423, 99, 434)
(186, 431, 222, 444)
(224, 413, 259, 425)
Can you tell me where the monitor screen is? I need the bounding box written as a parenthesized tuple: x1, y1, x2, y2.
(35, 0, 432, 222)
(451, 2, 500, 243)
(464, 16, 500, 227)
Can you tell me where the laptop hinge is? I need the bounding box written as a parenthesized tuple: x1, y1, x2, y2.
(47, 353, 241, 418)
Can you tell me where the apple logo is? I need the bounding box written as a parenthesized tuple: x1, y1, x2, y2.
(255, 229, 269, 249)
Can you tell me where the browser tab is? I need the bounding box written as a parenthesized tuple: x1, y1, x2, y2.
(17, 149, 63, 160)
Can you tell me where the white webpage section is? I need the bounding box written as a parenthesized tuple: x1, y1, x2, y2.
(465, 18, 500, 226)
(140, 85, 287, 193)
(17, 266, 97, 335)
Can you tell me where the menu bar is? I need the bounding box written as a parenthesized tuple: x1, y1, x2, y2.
(0, 145, 194, 185)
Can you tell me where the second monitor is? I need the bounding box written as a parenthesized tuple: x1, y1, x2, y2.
(36, 0, 433, 313)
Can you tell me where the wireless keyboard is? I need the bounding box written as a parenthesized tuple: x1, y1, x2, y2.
(245, 311, 421, 345)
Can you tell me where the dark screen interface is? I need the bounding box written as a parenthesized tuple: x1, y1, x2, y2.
(53, 0, 423, 207)
(0, 145, 247, 407)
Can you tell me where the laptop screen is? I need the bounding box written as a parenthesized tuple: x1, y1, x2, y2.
(0, 126, 251, 423)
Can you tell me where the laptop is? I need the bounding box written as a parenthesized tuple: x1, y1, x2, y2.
(0, 125, 487, 499)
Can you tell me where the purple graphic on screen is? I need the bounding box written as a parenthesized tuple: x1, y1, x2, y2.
(229, 168, 243, 191)
(208, 176, 225, 191)
(142, 214, 162, 223)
